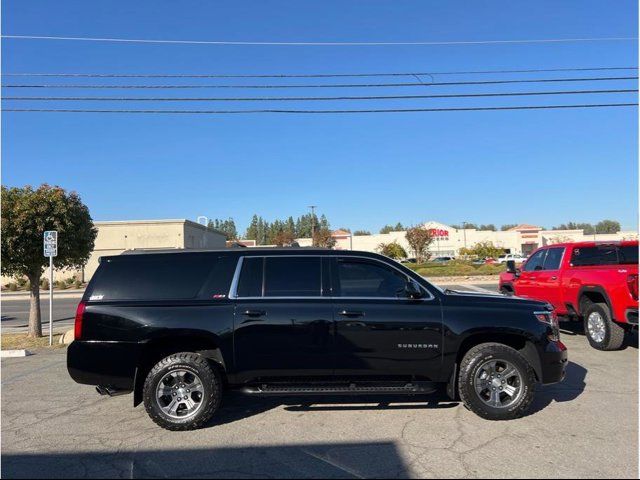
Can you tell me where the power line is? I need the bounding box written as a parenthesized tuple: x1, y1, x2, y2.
(4, 89, 636, 102)
(1, 34, 636, 46)
(3, 76, 637, 89)
(2, 66, 637, 78)
(3, 103, 637, 114)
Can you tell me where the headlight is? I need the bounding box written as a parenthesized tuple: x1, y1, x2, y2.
(534, 309, 560, 341)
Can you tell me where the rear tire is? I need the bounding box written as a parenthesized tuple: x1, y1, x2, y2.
(143, 352, 221, 431)
(583, 302, 625, 351)
(458, 343, 536, 420)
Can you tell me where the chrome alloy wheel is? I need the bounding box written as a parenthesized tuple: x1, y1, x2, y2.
(156, 369, 204, 419)
(474, 359, 523, 408)
(587, 311, 606, 344)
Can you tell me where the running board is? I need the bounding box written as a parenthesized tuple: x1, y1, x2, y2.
(241, 382, 437, 396)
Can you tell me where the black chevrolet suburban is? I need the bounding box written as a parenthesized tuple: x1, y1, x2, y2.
(68, 248, 567, 430)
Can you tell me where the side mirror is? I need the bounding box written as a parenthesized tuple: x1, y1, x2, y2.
(506, 260, 517, 274)
(405, 279, 423, 299)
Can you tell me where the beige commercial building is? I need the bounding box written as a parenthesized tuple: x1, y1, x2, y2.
(297, 221, 638, 258)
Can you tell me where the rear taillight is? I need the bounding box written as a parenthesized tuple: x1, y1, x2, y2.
(628, 274, 638, 300)
(74, 302, 86, 340)
(535, 309, 560, 341)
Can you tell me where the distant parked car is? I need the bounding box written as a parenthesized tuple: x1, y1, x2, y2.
(431, 256, 455, 263)
(473, 257, 497, 265)
(496, 254, 527, 264)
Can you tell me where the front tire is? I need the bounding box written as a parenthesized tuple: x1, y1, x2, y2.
(458, 343, 536, 420)
(143, 352, 221, 431)
(583, 302, 625, 351)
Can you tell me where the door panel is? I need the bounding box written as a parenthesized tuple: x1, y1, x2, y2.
(333, 299, 443, 378)
(232, 255, 334, 382)
(514, 249, 547, 298)
(331, 257, 443, 379)
(233, 299, 334, 381)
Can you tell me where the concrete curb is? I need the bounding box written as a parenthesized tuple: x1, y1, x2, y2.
(1, 349, 32, 358)
(2, 290, 85, 301)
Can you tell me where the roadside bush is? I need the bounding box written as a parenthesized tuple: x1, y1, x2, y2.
(7, 282, 18, 291)
(476, 264, 505, 275)
(73, 279, 83, 289)
(16, 277, 27, 288)
(41, 279, 50, 290)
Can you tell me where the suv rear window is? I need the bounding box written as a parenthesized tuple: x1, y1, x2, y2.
(570, 245, 637, 267)
(90, 254, 230, 301)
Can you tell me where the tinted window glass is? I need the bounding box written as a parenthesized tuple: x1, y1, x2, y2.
(236, 257, 264, 297)
(523, 250, 546, 271)
(91, 254, 218, 300)
(543, 247, 564, 270)
(571, 246, 618, 266)
(264, 257, 321, 297)
(619, 245, 639, 264)
(338, 259, 408, 298)
(198, 255, 239, 298)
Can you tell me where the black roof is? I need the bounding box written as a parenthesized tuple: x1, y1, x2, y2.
(108, 247, 385, 261)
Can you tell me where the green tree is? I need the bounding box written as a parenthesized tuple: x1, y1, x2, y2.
(596, 219, 620, 234)
(1, 185, 97, 337)
(353, 230, 371, 236)
(208, 217, 238, 240)
(478, 224, 496, 231)
(380, 222, 404, 234)
(405, 226, 433, 263)
(313, 228, 336, 248)
(244, 215, 270, 245)
(459, 241, 504, 259)
(377, 241, 407, 260)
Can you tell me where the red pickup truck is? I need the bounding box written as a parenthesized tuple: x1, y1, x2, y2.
(499, 241, 638, 350)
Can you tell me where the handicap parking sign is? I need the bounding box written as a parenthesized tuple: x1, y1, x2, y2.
(44, 231, 58, 257)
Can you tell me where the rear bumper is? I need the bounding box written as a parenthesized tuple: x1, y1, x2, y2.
(67, 340, 140, 391)
(540, 340, 568, 385)
(625, 308, 638, 326)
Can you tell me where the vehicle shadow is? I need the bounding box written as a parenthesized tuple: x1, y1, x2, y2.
(528, 360, 587, 416)
(560, 320, 638, 350)
(2, 441, 410, 478)
(209, 391, 458, 428)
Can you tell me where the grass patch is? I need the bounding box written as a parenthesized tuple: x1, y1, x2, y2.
(405, 261, 505, 277)
(1, 333, 65, 350)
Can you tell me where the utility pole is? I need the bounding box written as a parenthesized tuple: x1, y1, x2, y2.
(309, 205, 317, 246)
(462, 221, 468, 250)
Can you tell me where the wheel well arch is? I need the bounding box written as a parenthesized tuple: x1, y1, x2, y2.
(132, 333, 227, 407)
(577, 286, 611, 316)
(500, 283, 514, 293)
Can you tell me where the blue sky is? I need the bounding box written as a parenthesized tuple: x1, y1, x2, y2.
(2, 1, 638, 233)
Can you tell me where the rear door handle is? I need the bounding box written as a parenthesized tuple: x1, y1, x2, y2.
(339, 310, 365, 318)
(242, 309, 266, 317)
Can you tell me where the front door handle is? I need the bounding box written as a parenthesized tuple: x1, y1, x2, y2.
(242, 309, 266, 317)
(551, 276, 558, 280)
(339, 310, 365, 318)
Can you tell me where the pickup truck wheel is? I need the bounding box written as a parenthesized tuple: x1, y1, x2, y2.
(143, 352, 221, 431)
(458, 343, 536, 420)
(583, 302, 625, 351)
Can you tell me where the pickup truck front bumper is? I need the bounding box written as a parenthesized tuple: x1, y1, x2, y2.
(540, 340, 568, 384)
(625, 308, 638, 326)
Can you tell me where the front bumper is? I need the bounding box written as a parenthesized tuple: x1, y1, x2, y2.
(540, 340, 568, 385)
(625, 308, 638, 326)
(67, 340, 140, 391)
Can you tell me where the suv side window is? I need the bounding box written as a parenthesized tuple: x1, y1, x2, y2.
(236, 256, 322, 298)
(264, 257, 321, 297)
(236, 257, 264, 297)
(337, 258, 408, 298)
(523, 249, 546, 272)
(542, 247, 564, 270)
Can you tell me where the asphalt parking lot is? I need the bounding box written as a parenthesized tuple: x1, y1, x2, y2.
(2, 322, 637, 478)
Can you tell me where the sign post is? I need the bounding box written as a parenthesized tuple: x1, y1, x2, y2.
(44, 231, 58, 346)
